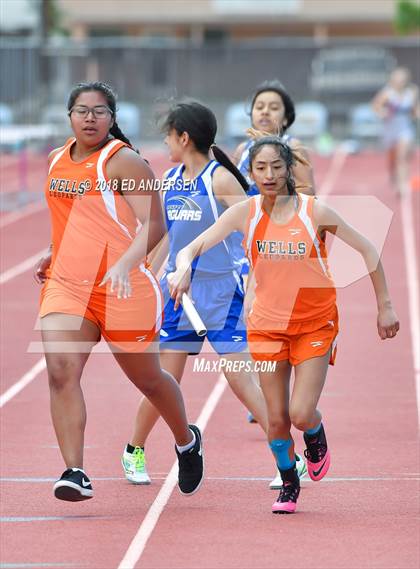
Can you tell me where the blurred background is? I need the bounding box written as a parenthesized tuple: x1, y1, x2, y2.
(0, 0, 419, 209)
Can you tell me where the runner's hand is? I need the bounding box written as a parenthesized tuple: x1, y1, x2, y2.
(246, 127, 274, 140)
(243, 293, 254, 320)
(34, 253, 52, 284)
(377, 306, 400, 339)
(167, 267, 192, 310)
(100, 261, 132, 299)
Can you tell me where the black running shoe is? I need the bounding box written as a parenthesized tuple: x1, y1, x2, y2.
(272, 466, 300, 514)
(304, 423, 331, 481)
(53, 468, 93, 501)
(176, 424, 204, 496)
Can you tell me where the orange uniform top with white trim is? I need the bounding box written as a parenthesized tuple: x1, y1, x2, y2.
(243, 194, 337, 330)
(45, 138, 138, 285)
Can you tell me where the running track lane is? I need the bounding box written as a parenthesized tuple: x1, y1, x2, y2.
(0, 152, 418, 568)
(0, 209, 50, 391)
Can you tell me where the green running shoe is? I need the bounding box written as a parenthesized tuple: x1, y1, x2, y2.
(269, 453, 307, 489)
(122, 445, 151, 485)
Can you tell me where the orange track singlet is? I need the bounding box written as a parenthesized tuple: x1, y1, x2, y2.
(40, 138, 162, 352)
(243, 193, 337, 333)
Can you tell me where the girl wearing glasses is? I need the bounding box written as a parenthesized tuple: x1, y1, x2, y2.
(34, 82, 203, 502)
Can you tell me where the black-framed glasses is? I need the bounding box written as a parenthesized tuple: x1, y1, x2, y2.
(69, 105, 113, 119)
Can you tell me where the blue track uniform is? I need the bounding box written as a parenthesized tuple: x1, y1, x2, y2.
(160, 160, 247, 355)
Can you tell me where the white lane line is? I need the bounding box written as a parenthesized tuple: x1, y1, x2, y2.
(0, 249, 47, 285)
(0, 200, 46, 229)
(318, 146, 349, 196)
(0, 562, 80, 569)
(400, 191, 420, 426)
(206, 476, 420, 483)
(118, 373, 228, 569)
(1, 475, 419, 484)
(0, 358, 46, 408)
(1, 516, 110, 522)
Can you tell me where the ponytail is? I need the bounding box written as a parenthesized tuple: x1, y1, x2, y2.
(211, 145, 249, 192)
(110, 121, 138, 151)
(110, 121, 141, 155)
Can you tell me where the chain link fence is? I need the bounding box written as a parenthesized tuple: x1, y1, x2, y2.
(0, 36, 419, 139)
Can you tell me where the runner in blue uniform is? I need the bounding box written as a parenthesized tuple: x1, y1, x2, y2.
(121, 101, 275, 484)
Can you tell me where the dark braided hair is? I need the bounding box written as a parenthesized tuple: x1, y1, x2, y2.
(160, 100, 249, 191)
(67, 81, 135, 149)
(250, 80, 296, 133)
(249, 136, 296, 196)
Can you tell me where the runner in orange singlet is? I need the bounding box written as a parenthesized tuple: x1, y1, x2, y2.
(165, 136, 399, 514)
(34, 82, 203, 502)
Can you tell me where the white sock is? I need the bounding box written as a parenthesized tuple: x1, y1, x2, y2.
(176, 429, 196, 454)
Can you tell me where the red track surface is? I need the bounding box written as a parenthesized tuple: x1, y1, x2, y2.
(0, 148, 419, 569)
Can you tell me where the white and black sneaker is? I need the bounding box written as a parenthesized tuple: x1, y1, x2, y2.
(176, 424, 204, 496)
(53, 468, 93, 502)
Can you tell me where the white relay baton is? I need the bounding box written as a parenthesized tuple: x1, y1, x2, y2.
(181, 293, 207, 337)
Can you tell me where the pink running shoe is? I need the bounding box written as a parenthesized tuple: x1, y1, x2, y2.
(304, 423, 330, 482)
(272, 467, 300, 515)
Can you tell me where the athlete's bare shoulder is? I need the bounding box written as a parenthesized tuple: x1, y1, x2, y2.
(212, 164, 240, 185)
(212, 165, 247, 202)
(107, 145, 153, 177)
(47, 137, 77, 165)
(108, 145, 143, 165)
(47, 145, 65, 165)
(232, 140, 249, 165)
